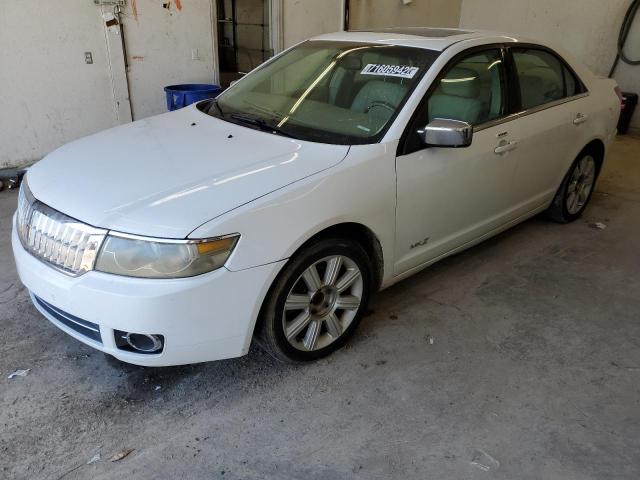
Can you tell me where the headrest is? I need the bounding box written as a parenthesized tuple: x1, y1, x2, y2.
(439, 67, 480, 98)
(519, 66, 561, 85)
(339, 54, 363, 71)
(351, 80, 408, 112)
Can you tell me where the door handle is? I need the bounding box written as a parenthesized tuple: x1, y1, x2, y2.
(494, 141, 518, 154)
(573, 113, 588, 125)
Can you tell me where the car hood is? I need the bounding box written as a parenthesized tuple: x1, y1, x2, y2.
(27, 105, 349, 238)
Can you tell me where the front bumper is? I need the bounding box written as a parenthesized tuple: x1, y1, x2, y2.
(12, 219, 285, 366)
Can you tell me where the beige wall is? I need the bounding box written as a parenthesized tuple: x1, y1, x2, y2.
(282, 0, 345, 47)
(0, 0, 218, 168)
(348, 0, 461, 30)
(0, 1, 119, 169)
(460, 0, 640, 131)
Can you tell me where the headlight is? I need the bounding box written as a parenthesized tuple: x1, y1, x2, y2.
(16, 175, 35, 241)
(95, 233, 239, 279)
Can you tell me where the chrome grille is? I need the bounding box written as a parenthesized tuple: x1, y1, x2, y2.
(17, 181, 107, 276)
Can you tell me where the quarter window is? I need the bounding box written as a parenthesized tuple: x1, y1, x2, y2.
(427, 49, 505, 126)
(563, 65, 579, 97)
(513, 49, 581, 110)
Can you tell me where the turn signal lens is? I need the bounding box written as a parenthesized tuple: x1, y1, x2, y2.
(196, 237, 237, 255)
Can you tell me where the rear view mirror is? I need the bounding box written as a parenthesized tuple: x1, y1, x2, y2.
(417, 118, 473, 148)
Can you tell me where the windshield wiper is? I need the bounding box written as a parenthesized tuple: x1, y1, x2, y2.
(230, 113, 299, 139)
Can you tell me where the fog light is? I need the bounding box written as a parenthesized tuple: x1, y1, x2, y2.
(126, 333, 163, 352)
(115, 330, 164, 354)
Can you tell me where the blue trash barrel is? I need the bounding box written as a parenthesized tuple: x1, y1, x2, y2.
(164, 84, 222, 111)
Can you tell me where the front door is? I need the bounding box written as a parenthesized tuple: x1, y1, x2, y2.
(394, 48, 519, 275)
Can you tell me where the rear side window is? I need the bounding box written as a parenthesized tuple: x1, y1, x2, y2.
(513, 49, 582, 110)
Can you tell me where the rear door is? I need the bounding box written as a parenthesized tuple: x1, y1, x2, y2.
(394, 47, 520, 275)
(505, 47, 591, 215)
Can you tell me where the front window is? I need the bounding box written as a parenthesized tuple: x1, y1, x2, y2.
(427, 49, 506, 125)
(202, 41, 438, 144)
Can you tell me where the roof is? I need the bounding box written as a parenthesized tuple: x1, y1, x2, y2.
(311, 28, 517, 52)
(353, 27, 474, 38)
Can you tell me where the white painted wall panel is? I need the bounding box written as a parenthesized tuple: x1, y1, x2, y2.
(0, 1, 119, 169)
(282, 0, 344, 47)
(122, 0, 217, 120)
(0, 0, 217, 168)
(348, 0, 461, 30)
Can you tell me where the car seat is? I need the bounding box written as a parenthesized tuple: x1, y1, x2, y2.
(518, 66, 563, 109)
(428, 67, 482, 124)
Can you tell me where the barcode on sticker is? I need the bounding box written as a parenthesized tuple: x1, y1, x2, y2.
(361, 64, 419, 79)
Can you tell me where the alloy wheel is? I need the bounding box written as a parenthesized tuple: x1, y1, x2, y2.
(566, 155, 596, 215)
(282, 255, 363, 352)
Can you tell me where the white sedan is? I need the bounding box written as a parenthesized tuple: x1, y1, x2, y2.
(12, 28, 620, 366)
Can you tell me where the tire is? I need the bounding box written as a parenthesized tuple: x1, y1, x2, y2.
(258, 238, 372, 363)
(547, 151, 599, 223)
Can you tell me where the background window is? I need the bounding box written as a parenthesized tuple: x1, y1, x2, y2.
(427, 49, 505, 126)
(513, 49, 576, 109)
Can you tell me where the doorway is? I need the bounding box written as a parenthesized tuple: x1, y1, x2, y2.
(216, 0, 274, 87)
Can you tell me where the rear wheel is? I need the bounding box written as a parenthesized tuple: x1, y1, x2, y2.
(547, 152, 598, 223)
(258, 238, 372, 363)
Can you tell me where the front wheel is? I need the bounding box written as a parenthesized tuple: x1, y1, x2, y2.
(547, 152, 598, 223)
(258, 238, 372, 363)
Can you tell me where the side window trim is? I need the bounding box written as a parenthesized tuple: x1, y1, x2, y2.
(474, 92, 590, 132)
(398, 44, 512, 156)
(561, 66, 571, 97)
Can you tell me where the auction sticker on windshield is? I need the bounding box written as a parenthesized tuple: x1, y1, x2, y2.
(361, 64, 420, 79)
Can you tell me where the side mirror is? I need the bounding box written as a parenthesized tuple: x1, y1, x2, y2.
(417, 118, 473, 148)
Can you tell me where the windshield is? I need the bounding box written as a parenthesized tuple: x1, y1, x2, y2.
(203, 41, 439, 144)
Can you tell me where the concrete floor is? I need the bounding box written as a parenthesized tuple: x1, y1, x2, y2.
(1, 137, 639, 480)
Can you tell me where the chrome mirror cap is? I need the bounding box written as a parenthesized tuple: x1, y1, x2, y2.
(418, 118, 473, 148)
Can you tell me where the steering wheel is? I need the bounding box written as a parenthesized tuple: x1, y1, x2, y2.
(365, 101, 395, 114)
